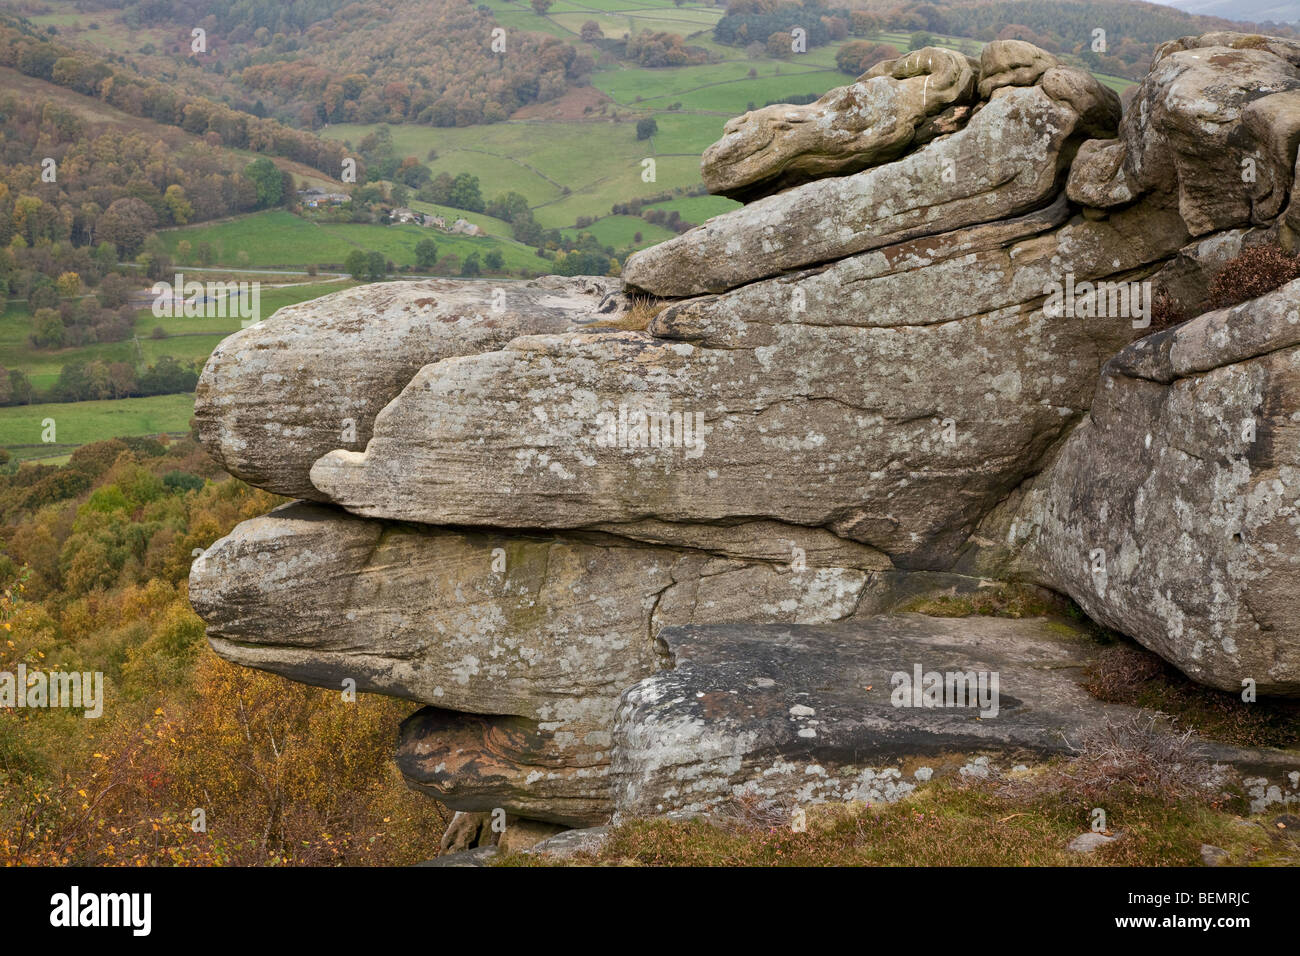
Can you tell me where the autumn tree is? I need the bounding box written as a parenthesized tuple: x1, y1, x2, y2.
(96, 198, 156, 257)
(836, 41, 896, 76)
(164, 185, 194, 225)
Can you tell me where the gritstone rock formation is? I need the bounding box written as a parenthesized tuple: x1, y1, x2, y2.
(191, 37, 1300, 841)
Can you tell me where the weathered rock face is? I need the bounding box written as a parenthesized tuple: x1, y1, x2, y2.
(1067, 35, 1300, 236)
(701, 47, 977, 201)
(611, 616, 1298, 817)
(309, 194, 1183, 565)
(187, 35, 1300, 829)
(1012, 280, 1300, 696)
(190, 501, 893, 823)
(976, 38, 1059, 99)
(194, 276, 629, 500)
(624, 84, 1115, 297)
(611, 615, 1137, 818)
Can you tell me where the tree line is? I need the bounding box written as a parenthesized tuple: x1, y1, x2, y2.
(0, 15, 359, 176)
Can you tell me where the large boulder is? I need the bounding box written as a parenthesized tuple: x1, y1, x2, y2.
(191, 501, 890, 824)
(184, 35, 1300, 831)
(610, 616, 1298, 818)
(1067, 35, 1300, 235)
(701, 47, 978, 201)
(194, 276, 630, 500)
(1014, 279, 1300, 695)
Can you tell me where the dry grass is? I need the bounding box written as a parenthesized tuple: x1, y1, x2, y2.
(500, 774, 1299, 866)
(1148, 284, 1187, 331)
(1061, 713, 1219, 800)
(1083, 643, 1300, 749)
(896, 582, 1063, 619)
(586, 295, 666, 331)
(1207, 244, 1300, 310)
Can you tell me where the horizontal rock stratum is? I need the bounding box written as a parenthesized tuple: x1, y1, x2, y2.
(190, 36, 1300, 833)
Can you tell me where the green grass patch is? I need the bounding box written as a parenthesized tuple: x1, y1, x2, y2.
(645, 194, 739, 222)
(562, 214, 675, 248)
(0, 280, 358, 392)
(159, 211, 539, 272)
(0, 394, 195, 454)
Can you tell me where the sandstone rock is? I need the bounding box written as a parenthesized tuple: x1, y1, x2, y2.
(1200, 843, 1230, 865)
(1039, 67, 1122, 139)
(623, 87, 1108, 297)
(1066, 41, 1300, 235)
(1015, 279, 1300, 695)
(194, 276, 629, 500)
(1067, 139, 1135, 208)
(525, 825, 611, 859)
(439, 810, 498, 853)
(498, 817, 566, 853)
(700, 47, 977, 202)
(611, 616, 1298, 818)
(183, 32, 1300, 833)
(418, 846, 499, 867)
(977, 39, 1058, 99)
(310, 197, 1186, 565)
(398, 708, 610, 826)
(192, 501, 895, 824)
(1154, 31, 1300, 69)
(610, 615, 1141, 819)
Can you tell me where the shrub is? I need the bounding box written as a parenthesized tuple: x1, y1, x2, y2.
(1207, 244, 1300, 310)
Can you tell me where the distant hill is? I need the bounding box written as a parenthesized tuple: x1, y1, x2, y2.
(1158, 0, 1300, 25)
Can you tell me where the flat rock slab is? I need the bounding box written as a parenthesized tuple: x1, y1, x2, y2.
(609, 615, 1297, 818)
(193, 502, 891, 825)
(525, 826, 611, 860)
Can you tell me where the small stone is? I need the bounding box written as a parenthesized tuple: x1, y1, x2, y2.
(1068, 831, 1122, 853)
(417, 846, 500, 867)
(1200, 844, 1229, 866)
(525, 826, 611, 860)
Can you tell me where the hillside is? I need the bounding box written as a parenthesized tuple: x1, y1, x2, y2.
(1162, 0, 1299, 24)
(0, 66, 339, 190)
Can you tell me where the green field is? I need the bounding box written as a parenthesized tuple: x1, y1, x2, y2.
(0, 394, 195, 462)
(646, 194, 739, 222)
(562, 214, 675, 247)
(7, 0, 1145, 461)
(158, 211, 542, 272)
(0, 275, 370, 459)
(0, 279, 356, 393)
